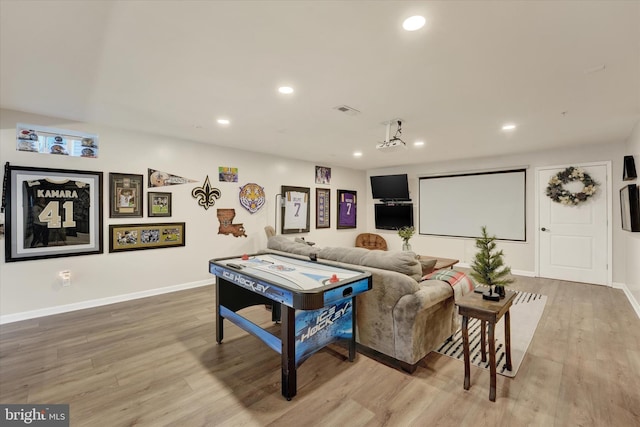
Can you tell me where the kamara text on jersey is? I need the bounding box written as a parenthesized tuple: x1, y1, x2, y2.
(36, 188, 79, 199)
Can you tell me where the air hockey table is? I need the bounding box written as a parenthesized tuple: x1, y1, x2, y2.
(209, 252, 372, 400)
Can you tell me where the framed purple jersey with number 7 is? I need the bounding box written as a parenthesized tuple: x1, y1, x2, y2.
(337, 189, 357, 229)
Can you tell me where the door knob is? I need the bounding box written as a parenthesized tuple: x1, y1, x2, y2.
(541, 227, 549, 231)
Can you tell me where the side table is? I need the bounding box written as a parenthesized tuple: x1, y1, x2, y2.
(418, 255, 459, 270)
(455, 289, 516, 401)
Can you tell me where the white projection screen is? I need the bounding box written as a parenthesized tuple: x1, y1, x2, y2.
(419, 169, 526, 241)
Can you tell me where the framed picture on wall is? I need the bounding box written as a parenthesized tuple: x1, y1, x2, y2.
(337, 189, 357, 229)
(315, 166, 331, 184)
(109, 222, 185, 253)
(4, 164, 103, 262)
(148, 192, 172, 217)
(281, 186, 310, 234)
(109, 173, 143, 218)
(316, 188, 331, 228)
(620, 184, 640, 232)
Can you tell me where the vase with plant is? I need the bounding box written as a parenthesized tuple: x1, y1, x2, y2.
(397, 226, 415, 251)
(470, 226, 514, 300)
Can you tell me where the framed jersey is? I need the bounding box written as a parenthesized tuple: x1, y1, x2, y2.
(337, 189, 357, 229)
(281, 185, 310, 234)
(4, 164, 103, 262)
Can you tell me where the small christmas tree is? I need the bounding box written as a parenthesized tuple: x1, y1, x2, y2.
(470, 226, 514, 297)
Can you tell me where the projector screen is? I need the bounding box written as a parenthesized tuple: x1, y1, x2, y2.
(419, 169, 526, 241)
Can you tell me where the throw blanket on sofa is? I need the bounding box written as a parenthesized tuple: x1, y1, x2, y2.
(423, 269, 475, 300)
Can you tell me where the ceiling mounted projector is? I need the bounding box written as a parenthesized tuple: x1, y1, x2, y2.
(377, 120, 407, 152)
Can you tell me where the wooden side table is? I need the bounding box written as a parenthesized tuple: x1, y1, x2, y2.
(455, 289, 516, 401)
(418, 255, 459, 270)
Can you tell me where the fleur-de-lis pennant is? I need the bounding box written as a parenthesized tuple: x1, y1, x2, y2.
(192, 176, 221, 210)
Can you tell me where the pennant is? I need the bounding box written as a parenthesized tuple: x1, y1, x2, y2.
(148, 168, 197, 187)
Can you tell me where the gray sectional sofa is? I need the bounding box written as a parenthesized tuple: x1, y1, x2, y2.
(264, 235, 475, 373)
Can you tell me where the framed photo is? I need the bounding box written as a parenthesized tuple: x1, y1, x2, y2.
(337, 189, 357, 229)
(109, 222, 185, 253)
(316, 188, 331, 228)
(109, 173, 143, 218)
(620, 184, 640, 232)
(218, 166, 238, 182)
(315, 166, 331, 184)
(148, 192, 172, 217)
(4, 164, 103, 262)
(281, 186, 310, 234)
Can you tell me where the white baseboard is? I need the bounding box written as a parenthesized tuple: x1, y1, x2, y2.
(510, 268, 536, 278)
(0, 280, 213, 325)
(612, 281, 640, 319)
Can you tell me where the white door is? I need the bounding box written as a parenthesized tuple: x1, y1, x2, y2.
(537, 164, 609, 285)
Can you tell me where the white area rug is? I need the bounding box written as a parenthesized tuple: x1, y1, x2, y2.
(436, 290, 547, 377)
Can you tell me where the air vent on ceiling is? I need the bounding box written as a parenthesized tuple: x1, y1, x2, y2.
(333, 105, 361, 116)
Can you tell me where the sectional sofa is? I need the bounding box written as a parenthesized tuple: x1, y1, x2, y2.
(264, 235, 475, 372)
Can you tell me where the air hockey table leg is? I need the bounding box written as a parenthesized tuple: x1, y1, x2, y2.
(348, 297, 357, 362)
(216, 312, 223, 344)
(272, 303, 281, 323)
(215, 283, 223, 344)
(281, 306, 297, 400)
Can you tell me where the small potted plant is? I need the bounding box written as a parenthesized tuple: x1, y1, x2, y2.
(397, 226, 415, 251)
(470, 226, 514, 300)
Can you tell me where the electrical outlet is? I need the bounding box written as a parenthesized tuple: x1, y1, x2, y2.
(59, 270, 71, 287)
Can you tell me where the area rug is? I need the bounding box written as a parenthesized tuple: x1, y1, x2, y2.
(435, 290, 547, 377)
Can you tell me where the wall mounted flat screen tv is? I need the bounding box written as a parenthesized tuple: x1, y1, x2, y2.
(374, 203, 414, 230)
(620, 184, 640, 232)
(370, 174, 410, 201)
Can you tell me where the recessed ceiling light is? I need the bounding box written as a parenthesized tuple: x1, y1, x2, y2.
(278, 86, 294, 94)
(414, 141, 425, 147)
(403, 15, 426, 31)
(502, 124, 516, 131)
(353, 151, 363, 157)
(217, 118, 230, 125)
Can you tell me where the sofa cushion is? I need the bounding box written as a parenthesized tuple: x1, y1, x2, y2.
(318, 246, 368, 265)
(318, 246, 422, 281)
(267, 235, 318, 257)
(419, 258, 437, 275)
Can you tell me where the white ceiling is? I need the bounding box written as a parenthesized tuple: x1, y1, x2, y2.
(1, 1, 639, 170)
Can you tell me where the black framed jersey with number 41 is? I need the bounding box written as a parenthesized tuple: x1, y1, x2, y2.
(23, 178, 93, 243)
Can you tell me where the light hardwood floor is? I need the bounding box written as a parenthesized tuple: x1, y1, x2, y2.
(1, 275, 639, 426)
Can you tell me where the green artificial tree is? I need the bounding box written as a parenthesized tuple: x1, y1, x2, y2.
(470, 226, 514, 300)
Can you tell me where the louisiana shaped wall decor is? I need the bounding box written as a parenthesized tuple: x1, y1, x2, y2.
(217, 208, 247, 237)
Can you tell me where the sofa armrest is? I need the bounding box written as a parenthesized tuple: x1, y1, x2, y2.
(391, 280, 457, 364)
(352, 268, 421, 358)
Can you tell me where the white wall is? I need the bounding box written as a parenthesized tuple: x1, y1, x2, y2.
(624, 120, 640, 316)
(0, 109, 367, 321)
(2, 107, 636, 321)
(368, 141, 627, 282)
